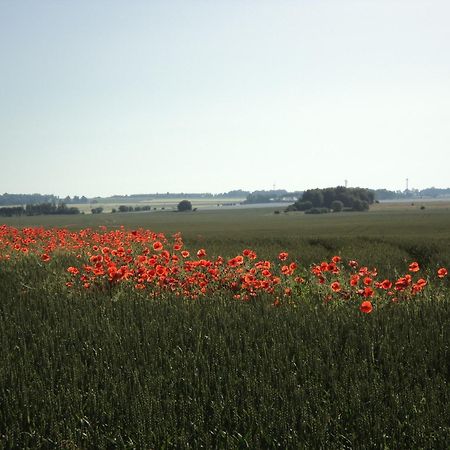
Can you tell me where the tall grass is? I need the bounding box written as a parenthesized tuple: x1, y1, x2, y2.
(1, 210, 450, 448)
(1, 261, 449, 449)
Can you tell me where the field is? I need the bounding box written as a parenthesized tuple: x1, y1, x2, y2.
(1, 204, 449, 448)
(70, 197, 247, 214)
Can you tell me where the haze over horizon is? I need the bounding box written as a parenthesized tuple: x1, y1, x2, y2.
(1, 1, 449, 198)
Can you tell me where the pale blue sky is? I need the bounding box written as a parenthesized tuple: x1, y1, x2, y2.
(1, 0, 449, 197)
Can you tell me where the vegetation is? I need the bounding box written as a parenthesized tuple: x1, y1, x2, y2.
(289, 187, 374, 212)
(0, 220, 449, 448)
(177, 199, 193, 212)
(375, 187, 450, 200)
(0, 202, 80, 217)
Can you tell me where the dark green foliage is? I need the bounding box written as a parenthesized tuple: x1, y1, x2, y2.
(177, 199, 193, 212)
(331, 200, 344, 212)
(91, 207, 104, 214)
(24, 202, 80, 216)
(0, 206, 25, 217)
(0, 267, 449, 448)
(118, 205, 134, 212)
(352, 199, 369, 211)
(305, 207, 329, 214)
(294, 200, 313, 211)
(291, 187, 375, 212)
(302, 189, 324, 207)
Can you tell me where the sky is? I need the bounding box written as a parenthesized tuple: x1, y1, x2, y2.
(1, 0, 449, 197)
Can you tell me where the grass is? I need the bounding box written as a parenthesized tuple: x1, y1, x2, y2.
(3, 204, 450, 271)
(1, 205, 450, 448)
(1, 276, 449, 449)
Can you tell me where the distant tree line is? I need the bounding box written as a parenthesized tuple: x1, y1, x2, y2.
(288, 187, 375, 213)
(0, 203, 80, 217)
(243, 190, 302, 204)
(111, 205, 153, 214)
(374, 187, 450, 200)
(62, 195, 89, 204)
(0, 193, 58, 206)
(0, 193, 90, 206)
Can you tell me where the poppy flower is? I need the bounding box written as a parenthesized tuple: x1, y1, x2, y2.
(416, 278, 427, 288)
(409, 262, 420, 272)
(278, 252, 288, 261)
(153, 241, 163, 251)
(331, 281, 341, 292)
(437, 267, 448, 278)
(41, 254, 50, 262)
(360, 301, 373, 314)
(197, 248, 206, 258)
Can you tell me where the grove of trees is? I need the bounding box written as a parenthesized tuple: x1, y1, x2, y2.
(0, 203, 80, 217)
(288, 187, 374, 212)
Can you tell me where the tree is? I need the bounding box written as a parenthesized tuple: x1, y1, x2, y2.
(352, 199, 369, 211)
(293, 200, 313, 211)
(302, 189, 324, 207)
(331, 200, 344, 212)
(177, 200, 192, 212)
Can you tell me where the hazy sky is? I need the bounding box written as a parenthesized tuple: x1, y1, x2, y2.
(1, 0, 449, 197)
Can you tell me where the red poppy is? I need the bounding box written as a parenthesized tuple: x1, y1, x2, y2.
(437, 267, 448, 278)
(197, 248, 206, 258)
(278, 252, 288, 261)
(153, 241, 163, 251)
(360, 301, 373, 314)
(41, 254, 51, 262)
(416, 278, 427, 288)
(331, 281, 341, 292)
(408, 262, 420, 272)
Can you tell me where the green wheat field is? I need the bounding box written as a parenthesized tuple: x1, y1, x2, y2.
(1, 203, 449, 448)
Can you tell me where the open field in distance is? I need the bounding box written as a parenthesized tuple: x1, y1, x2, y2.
(2, 201, 450, 272)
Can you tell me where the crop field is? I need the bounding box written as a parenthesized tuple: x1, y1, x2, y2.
(69, 197, 246, 214)
(1, 205, 449, 448)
